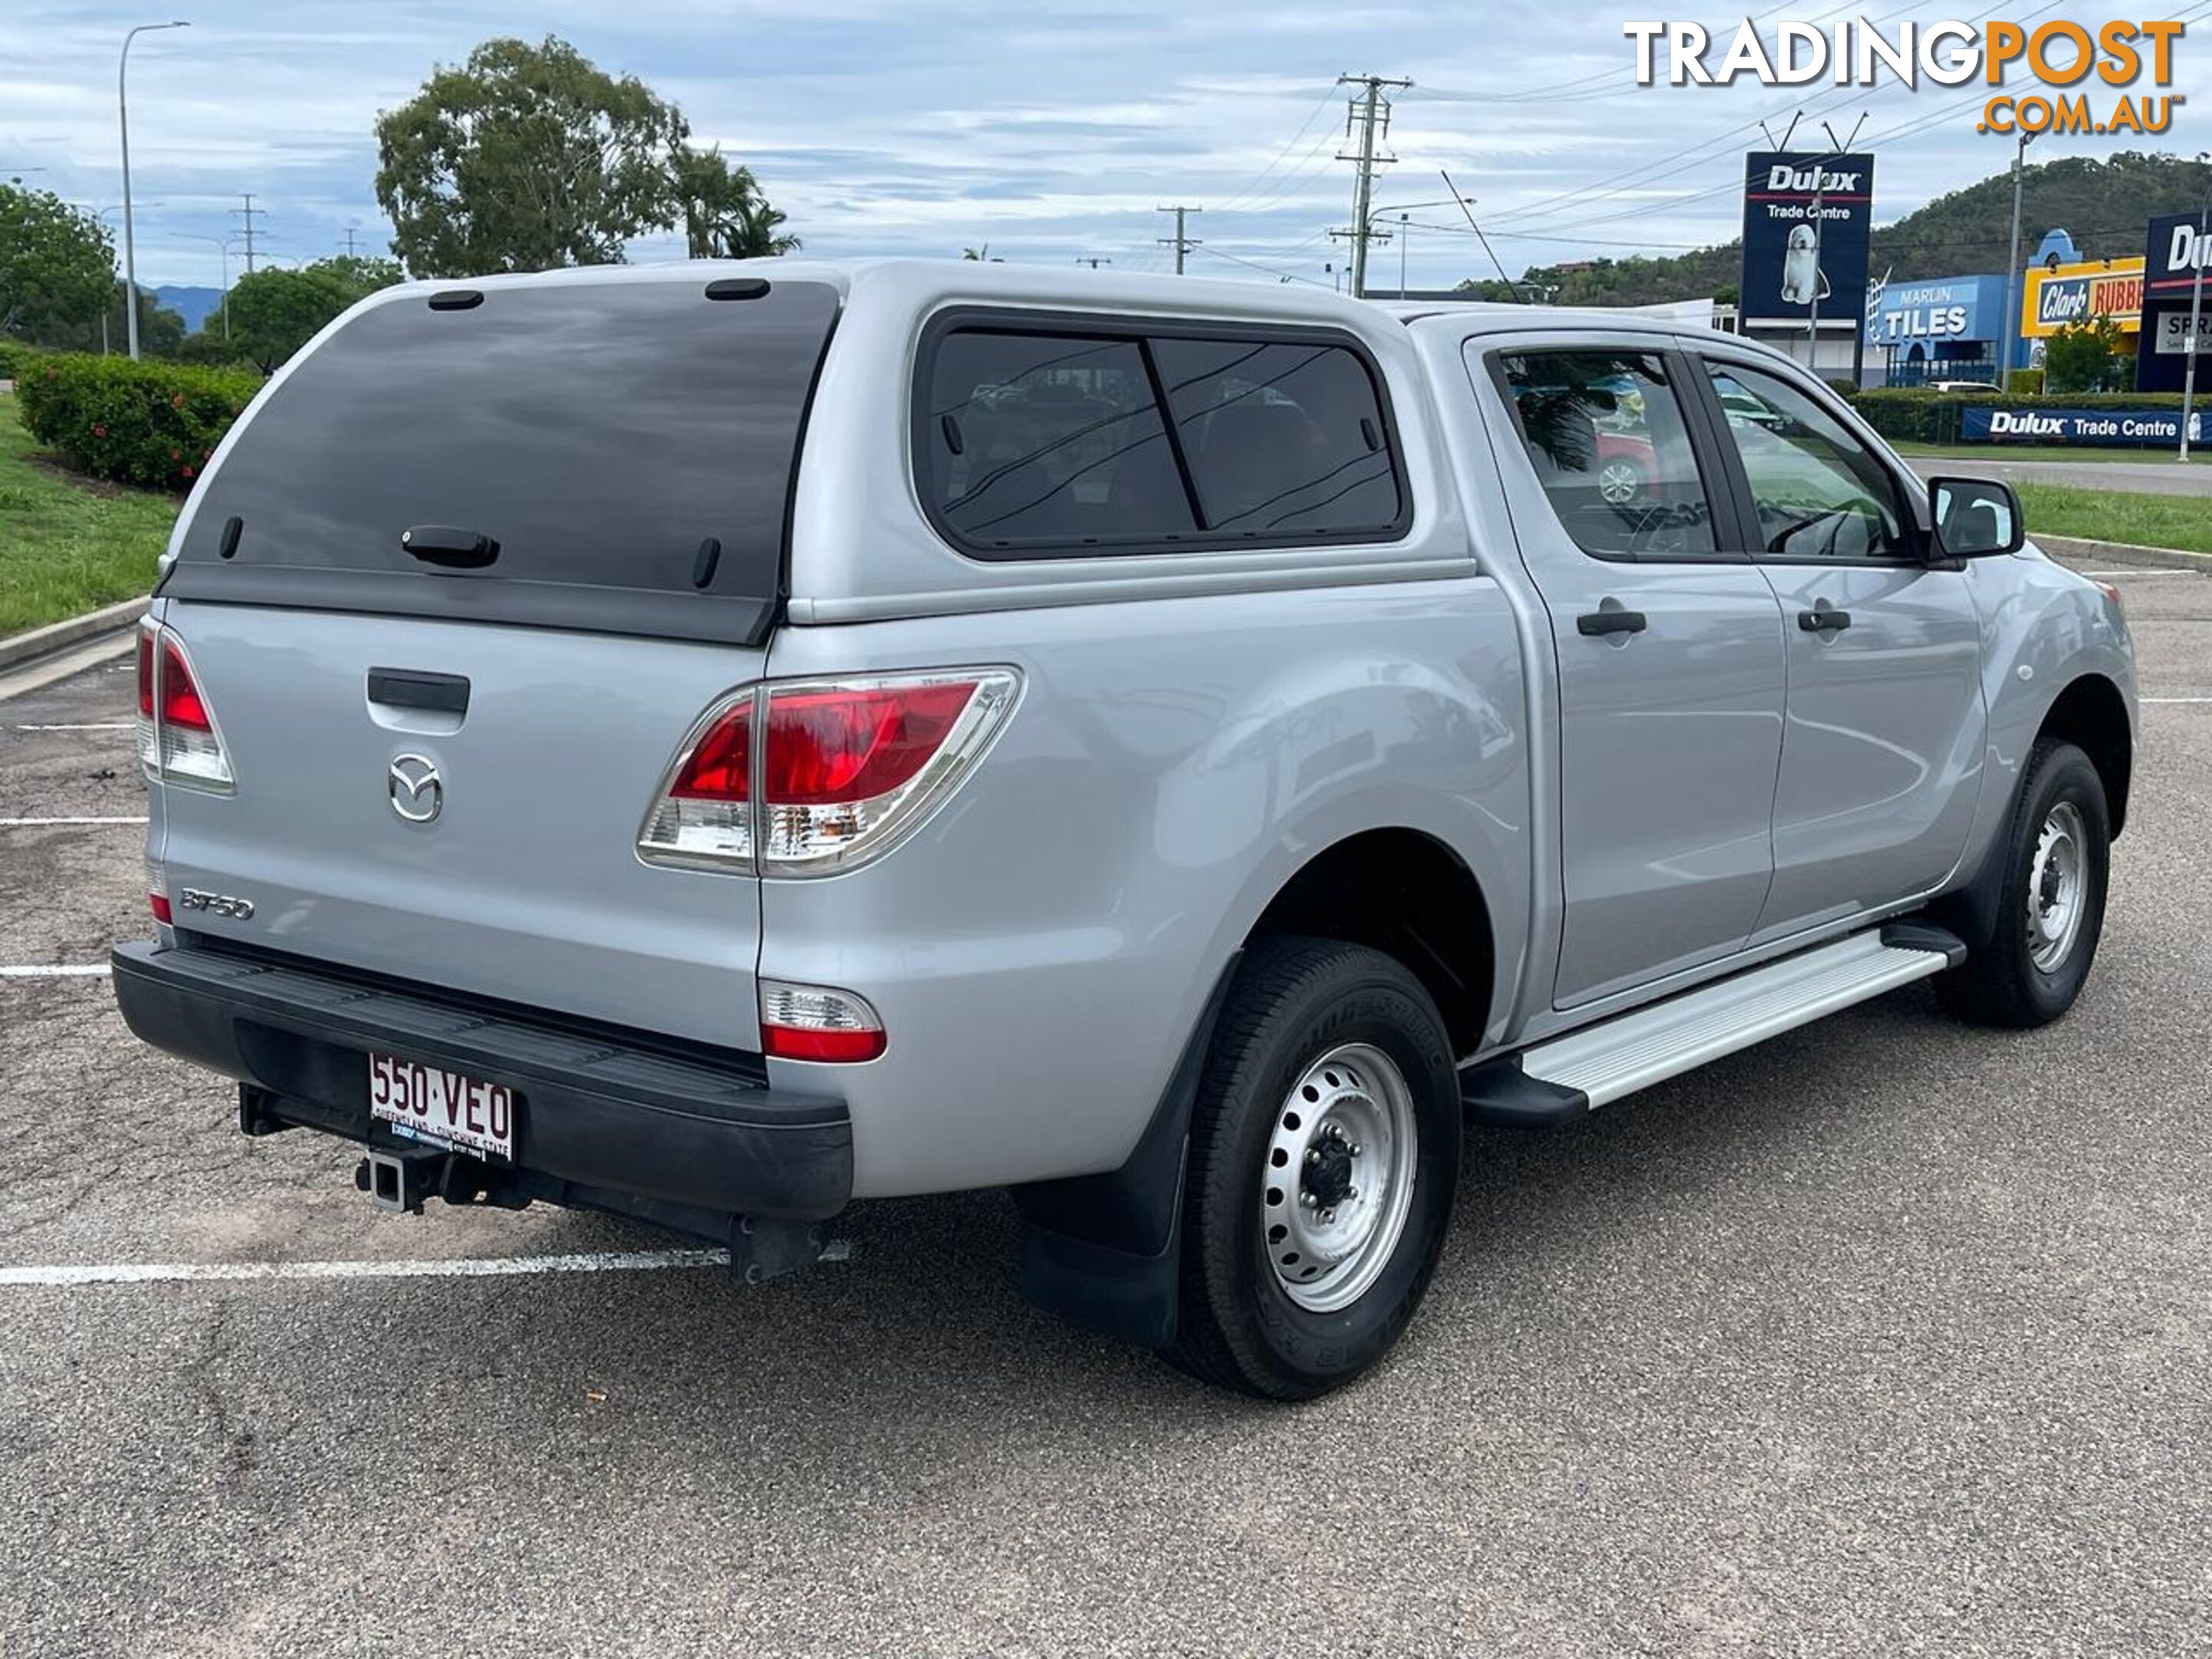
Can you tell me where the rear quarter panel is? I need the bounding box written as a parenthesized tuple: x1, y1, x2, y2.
(759, 581, 1530, 1197)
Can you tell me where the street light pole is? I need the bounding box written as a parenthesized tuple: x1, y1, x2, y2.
(2180, 171, 2210, 463)
(119, 19, 190, 361)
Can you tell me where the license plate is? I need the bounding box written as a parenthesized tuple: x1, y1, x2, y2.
(368, 1053, 516, 1161)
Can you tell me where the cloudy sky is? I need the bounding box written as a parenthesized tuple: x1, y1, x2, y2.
(4, 2, 2207, 295)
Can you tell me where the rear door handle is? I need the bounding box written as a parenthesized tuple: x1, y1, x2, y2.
(1797, 605, 1853, 633)
(1576, 608, 1648, 637)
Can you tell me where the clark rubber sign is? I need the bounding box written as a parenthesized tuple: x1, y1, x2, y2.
(1740, 152, 1876, 326)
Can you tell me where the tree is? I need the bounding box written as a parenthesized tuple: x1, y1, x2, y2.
(373, 35, 687, 276)
(0, 184, 116, 344)
(2043, 315, 2128, 394)
(215, 257, 406, 373)
(224, 268, 354, 373)
(674, 145, 797, 259)
(310, 253, 406, 296)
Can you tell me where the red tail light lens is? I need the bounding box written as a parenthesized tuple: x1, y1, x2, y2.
(763, 682, 979, 805)
(137, 631, 154, 719)
(149, 891, 173, 925)
(160, 637, 212, 731)
(670, 700, 751, 801)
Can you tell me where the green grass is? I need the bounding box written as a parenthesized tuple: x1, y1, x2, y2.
(1891, 439, 2204, 464)
(2017, 482, 2212, 555)
(0, 390, 180, 638)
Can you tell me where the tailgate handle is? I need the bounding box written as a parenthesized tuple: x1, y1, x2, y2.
(368, 669, 470, 716)
(400, 525, 499, 568)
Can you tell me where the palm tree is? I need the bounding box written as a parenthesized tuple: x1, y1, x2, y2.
(674, 144, 799, 260)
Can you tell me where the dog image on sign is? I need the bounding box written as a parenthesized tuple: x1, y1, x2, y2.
(1780, 223, 1831, 306)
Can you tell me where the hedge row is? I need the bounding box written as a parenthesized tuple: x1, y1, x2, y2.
(0, 338, 56, 385)
(1845, 386, 2189, 444)
(12, 353, 262, 491)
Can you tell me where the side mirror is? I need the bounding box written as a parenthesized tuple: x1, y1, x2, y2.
(1930, 476, 2025, 558)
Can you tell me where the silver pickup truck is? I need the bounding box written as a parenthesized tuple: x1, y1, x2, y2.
(114, 262, 2136, 1398)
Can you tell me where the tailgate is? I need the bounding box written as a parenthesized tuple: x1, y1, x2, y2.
(157, 604, 765, 1045)
(156, 610, 760, 1044)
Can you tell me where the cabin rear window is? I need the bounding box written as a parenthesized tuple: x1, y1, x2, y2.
(919, 316, 1408, 558)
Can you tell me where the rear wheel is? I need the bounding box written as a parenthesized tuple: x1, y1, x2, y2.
(1939, 738, 2111, 1028)
(1165, 936, 1461, 1399)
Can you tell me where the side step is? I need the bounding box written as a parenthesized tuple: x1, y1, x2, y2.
(1462, 922, 1965, 1127)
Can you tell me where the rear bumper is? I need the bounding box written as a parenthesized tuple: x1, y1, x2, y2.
(111, 939, 851, 1222)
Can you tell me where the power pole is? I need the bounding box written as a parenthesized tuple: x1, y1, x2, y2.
(1156, 205, 1201, 274)
(232, 192, 261, 274)
(341, 226, 359, 259)
(1333, 73, 1410, 300)
(1074, 255, 1111, 270)
(2001, 131, 2038, 392)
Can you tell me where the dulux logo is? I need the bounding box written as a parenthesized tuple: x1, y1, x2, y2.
(1767, 164, 1861, 193)
(2165, 222, 2212, 277)
(1990, 412, 2067, 437)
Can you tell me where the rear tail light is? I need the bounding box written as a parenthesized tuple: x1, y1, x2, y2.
(637, 668, 1020, 877)
(134, 625, 157, 773)
(758, 979, 886, 1063)
(147, 860, 171, 926)
(637, 691, 754, 870)
(140, 628, 234, 793)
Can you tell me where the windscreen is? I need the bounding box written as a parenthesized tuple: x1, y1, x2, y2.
(171, 278, 839, 642)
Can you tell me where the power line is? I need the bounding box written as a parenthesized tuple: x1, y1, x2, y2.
(1214, 86, 1343, 214)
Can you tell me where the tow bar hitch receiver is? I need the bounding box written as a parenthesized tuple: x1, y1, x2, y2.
(355, 1147, 452, 1216)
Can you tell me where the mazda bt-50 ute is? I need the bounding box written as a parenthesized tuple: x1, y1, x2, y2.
(114, 262, 2136, 1397)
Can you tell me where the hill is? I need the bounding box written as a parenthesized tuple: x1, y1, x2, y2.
(1458, 151, 2212, 306)
(152, 285, 224, 333)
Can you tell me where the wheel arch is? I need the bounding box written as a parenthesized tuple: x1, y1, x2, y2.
(2038, 672, 2132, 839)
(1241, 826, 1496, 1059)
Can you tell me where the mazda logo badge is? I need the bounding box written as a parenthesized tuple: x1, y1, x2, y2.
(388, 753, 443, 824)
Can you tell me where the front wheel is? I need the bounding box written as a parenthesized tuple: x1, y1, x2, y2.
(1165, 936, 1462, 1399)
(1939, 737, 2111, 1028)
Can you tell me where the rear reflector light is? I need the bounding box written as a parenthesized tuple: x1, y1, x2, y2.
(637, 669, 1020, 877)
(759, 979, 885, 1063)
(149, 891, 172, 925)
(637, 692, 754, 870)
(145, 630, 233, 792)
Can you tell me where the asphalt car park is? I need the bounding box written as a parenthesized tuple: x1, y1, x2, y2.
(2, 560, 2207, 1657)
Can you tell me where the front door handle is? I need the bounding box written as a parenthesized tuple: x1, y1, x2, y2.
(1798, 604, 1853, 633)
(1577, 607, 1648, 637)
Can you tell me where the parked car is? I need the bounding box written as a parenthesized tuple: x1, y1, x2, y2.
(1927, 379, 2004, 393)
(116, 266, 2137, 1399)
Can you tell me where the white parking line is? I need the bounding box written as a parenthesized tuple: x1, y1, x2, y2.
(0, 816, 147, 826)
(0, 965, 111, 979)
(2142, 697, 2212, 705)
(12, 722, 134, 732)
(0, 1248, 738, 1287)
(2081, 570, 2204, 578)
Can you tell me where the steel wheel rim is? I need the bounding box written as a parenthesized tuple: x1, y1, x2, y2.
(1598, 462, 1641, 505)
(1259, 1041, 1419, 1314)
(2027, 799, 2088, 972)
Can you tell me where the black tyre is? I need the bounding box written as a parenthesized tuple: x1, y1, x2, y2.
(1938, 737, 2111, 1028)
(1164, 935, 1462, 1399)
